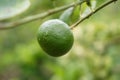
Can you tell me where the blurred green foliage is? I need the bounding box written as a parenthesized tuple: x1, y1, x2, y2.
(0, 0, 120, 80)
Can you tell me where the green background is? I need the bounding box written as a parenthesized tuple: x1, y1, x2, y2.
(0, 0, 120, 80)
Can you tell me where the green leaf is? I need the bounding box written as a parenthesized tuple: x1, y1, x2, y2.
(96, 0, 106, 7)
(0, 0, 30, 20)
(59, 7, 74, 25)
(71, 5, 80, 24)
(59, 5, 80, 25)
(81, 0, 96, 18)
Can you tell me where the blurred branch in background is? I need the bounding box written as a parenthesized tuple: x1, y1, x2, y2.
(0, 0, 85, 30)
(0, 0, 118, 30)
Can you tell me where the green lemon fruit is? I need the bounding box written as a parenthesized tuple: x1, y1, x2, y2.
(37, 19, 74, 57)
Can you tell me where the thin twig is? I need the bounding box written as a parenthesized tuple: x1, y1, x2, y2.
(0, 0, 85, 30)
(70, 0, 118, 29)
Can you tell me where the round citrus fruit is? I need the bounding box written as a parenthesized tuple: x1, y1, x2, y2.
(37, 19, 74, 57)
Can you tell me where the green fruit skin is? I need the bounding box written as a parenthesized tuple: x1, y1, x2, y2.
(37, 19, 74, 57)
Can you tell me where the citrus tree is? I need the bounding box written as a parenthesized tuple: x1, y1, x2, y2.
(0, 0, 120, 80)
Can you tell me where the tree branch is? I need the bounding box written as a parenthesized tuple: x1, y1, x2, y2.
(0, 0, 85, 30)
(70, 0, 118, 29)
(0, 0, 117, 30)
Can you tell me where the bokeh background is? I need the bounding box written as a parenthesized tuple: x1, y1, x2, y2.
(0, 0, 120, 80)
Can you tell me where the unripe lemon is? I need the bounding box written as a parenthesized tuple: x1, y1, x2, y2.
(37, 19, 74, 57)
